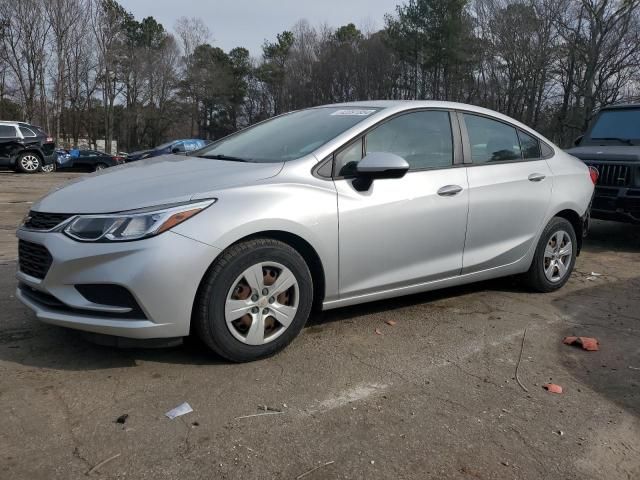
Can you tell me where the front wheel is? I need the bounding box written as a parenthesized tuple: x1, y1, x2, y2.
(194, 238, 313, 362)
(94, 163, 108, 172)
(524, 217, 577, 292)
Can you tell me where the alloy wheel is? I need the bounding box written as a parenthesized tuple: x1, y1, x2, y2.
(20, 155, 40, 172)
(543, 230, 572, 283)
(225, 262, 299, 346)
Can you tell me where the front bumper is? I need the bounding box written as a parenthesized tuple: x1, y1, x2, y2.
(15, 229, 221, 338)
(591, 186, 640, 224)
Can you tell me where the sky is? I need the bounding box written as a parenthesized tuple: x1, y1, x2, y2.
(119, 0, 397, 56)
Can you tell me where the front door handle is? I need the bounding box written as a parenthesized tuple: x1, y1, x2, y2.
(437, 185, 463, 196)
(528, 173, 546, 182)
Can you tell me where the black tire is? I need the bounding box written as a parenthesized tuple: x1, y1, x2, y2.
(94, 163, 108, 172)
(194, 238, 313, 362)
(524, 217, 577, 292)
(16, 152, 42, 173)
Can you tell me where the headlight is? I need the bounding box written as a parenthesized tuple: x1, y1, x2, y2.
(63, 199, 215, 242)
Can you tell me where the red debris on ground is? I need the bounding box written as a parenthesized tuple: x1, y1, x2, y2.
(563, 336, 600, 351)
(385, 320, 397, 327)
(375, 328, 383, 335)
(543, 384, 563, 394)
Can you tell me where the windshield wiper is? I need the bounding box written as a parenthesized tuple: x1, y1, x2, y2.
(591, 137, 634, 145)
(199, 154, 252, 162)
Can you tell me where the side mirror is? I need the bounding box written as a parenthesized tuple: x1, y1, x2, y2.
(171, 147, 181, 154)
(573, 135, 584, 147)
(354, 152, 409, 191)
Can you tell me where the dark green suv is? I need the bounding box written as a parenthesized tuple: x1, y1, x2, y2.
(567, 104, 640, 224)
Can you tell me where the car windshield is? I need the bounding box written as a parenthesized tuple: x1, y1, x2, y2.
(588, 109, 640, 144)
(196, 107, 379, 162)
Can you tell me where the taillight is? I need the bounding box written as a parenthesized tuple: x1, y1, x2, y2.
(46, 137, 53, 142)
(588, 166, 599, 185)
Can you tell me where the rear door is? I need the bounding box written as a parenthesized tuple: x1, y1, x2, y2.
(335, 110, 469, 299)
(459, 112, 552, 273)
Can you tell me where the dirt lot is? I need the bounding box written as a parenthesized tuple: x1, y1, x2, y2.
(1, 171, 639, 479)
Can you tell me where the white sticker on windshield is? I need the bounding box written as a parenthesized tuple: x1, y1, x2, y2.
(331, 109, 376, 116)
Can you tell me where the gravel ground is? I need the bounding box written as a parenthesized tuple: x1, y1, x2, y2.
(0, 171, 639, 479)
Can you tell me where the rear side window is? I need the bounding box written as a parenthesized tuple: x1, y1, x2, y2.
(0, 125, 16, 138)
(366, 111, 453, 170)
(464, 114, 521, 163)
(19, 127, 36, 137)
(517, 130, 541, 159)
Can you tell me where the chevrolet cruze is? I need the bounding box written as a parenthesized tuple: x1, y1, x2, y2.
(16, 101, 595, 362)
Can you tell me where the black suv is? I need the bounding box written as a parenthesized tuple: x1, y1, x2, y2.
(0, 121, 56, 173)
(567, 104, 640, 224)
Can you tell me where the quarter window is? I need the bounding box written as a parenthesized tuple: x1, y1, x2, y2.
(0, 125, 16, 138)
(335, 139, 363, 177)
(464, 114, 521, 163)
(366, 111, 453, 170)
(517, 130, 541, 159)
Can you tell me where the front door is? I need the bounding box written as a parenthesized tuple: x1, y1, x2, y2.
(335, 110, 469, 299)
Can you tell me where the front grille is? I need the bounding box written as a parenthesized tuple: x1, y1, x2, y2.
(24, 211, 72, 230)
(18, 240, 52, 279)
(584, 162, 632, 187)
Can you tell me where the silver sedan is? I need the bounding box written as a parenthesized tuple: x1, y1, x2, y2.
(16, 101, 595, 362)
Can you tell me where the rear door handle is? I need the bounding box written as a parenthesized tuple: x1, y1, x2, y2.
(437, 185, 463, 196)
(528, 173, 546, 182)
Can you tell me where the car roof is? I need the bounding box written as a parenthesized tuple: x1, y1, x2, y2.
(320, 100, 554, 144)
(600, 103, 640, 110)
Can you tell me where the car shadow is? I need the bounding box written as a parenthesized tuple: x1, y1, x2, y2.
(583, 219, 640, 253)
(552, 277, 640, 417)
(0, 275, 524, 372)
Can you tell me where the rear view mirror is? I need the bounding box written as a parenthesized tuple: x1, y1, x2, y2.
(354, 152, 409, 191)
(573, 135, 584, 147)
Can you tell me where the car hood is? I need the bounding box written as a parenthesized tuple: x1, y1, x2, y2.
(33, 154, 284, 214)
(566, 145, 640, 162)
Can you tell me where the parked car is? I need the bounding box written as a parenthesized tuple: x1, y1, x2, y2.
(56, 149, 125, 172)
(126, 139, 210, 162)
(566, 103, 640, 223)
(16, 101, 595, 362)
(0, 121, 56, 173)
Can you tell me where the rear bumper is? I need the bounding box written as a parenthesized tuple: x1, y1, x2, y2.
(591, 186, 640, 224)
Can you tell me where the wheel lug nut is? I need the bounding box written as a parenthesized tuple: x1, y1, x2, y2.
(251, 294, 259, 302)
(263, 308, 269, 315)
(251, 307, 259, 314)
(269, 297, 275, 304)
(262, 288, 269, 295)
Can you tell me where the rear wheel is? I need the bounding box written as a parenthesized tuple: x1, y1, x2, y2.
(16, 153, 41, 173)
(194, 238, 313, 362)
(41, 162, 56, 173)
(524, 217, 577, 292)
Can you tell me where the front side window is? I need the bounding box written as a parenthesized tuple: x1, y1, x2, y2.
(197, 107, 379, 163)
(0, 125, 16, 138)
(464, 114, 521, 163)
(366, 111, 453, 170)
(172, 141, 186, 153)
